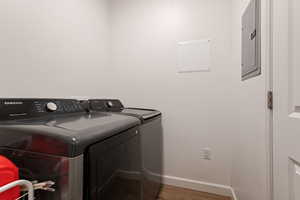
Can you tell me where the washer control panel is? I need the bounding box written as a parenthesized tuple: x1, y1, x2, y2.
(46, 102, 58, 112)
(0, 99, 85, 121)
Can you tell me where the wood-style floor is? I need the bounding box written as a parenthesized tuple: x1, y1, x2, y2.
(157, 185, 232, 200)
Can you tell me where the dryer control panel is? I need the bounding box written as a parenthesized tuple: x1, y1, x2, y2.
(0, 99, 85, 121)
(88, 99, 124, 112)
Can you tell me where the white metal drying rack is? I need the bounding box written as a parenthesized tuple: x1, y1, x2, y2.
(0, 180, 34, 200)
(0, 179, 55, 200)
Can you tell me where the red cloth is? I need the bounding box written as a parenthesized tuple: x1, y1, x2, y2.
(0, 156, 20, 200)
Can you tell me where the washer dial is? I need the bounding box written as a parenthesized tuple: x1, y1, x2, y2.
(46, 102, 58, 112)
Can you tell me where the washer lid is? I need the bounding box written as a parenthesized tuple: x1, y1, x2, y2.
(0, 112, 140, 157)
(121, 108, 161, 122)
(87, 99, 161, 122)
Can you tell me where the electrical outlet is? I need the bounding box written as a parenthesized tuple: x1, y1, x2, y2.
(200, 148, 212, 160)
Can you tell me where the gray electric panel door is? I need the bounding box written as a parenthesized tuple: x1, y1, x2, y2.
(242, 0, 261, 80)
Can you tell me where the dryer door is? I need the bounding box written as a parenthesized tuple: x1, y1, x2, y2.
(86, 127, 142, 200)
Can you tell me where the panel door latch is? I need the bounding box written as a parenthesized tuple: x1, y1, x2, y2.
(250, 29, 257, 40)
(268, 91, 273, 110)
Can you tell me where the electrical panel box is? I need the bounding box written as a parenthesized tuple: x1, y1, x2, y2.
(242, 0, 261, 80)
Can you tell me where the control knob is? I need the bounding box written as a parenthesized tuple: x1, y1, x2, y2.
(107, 101, 114, 108)
(46, 102, 58, 112)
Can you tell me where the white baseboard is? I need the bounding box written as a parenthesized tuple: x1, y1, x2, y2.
(162, 175, 233, 197)
(142, 168, 238, 199)
(230, 187, 238, 200)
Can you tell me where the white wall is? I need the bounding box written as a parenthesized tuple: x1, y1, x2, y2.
(0, 0, 111, 97)
(0, 0, 271, 198)
(108, 0, 235, 188)
(231, 0, 270, 199)
(0, 0, 237, 191)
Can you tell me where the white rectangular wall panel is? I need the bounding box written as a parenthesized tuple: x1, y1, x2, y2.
(178, 40, 211, 73)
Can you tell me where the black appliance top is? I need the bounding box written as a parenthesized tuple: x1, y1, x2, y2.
(88, 99, 161, 122)
(0, 99, 140, 157)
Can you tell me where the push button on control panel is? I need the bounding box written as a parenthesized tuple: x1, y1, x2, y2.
(61, 101, 83, 113)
